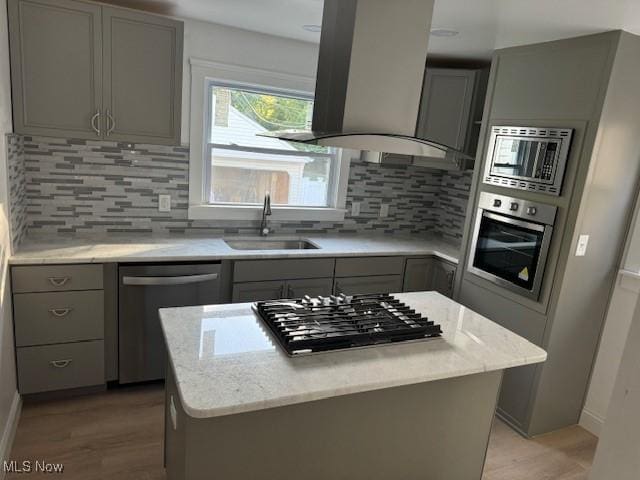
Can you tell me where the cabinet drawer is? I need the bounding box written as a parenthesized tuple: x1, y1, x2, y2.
(334, 275, 403, 296)
(233, 258, 335, 282)
(12, 264, 103, 293)
(334, 257, 405, 277)
(14, 291, 104, 347)
(17, 340, 105, 394)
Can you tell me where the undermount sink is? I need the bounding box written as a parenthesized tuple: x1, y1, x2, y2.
(224, 238, 320, 251)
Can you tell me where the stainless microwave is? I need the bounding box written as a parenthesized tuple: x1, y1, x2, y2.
(483, 126, 573, 195)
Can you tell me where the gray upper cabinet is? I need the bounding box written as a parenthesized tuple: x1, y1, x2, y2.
(8, 0, 103, 139)
(102, 7, 183, 145)
(416, 68, 487, 159)
(8, 0, 183, 144)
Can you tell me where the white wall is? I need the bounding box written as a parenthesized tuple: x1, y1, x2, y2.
(180, 18, 319, 145)
(589, 289, 640, 479)
(0, 0, 19, 469)
(580, 194, 640, 436)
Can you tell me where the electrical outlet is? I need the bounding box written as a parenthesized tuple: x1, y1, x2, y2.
(158, 194, 171, 212)
(351, 202, 361, 216)
(576, 234, 589, 256)
(380, 204, 390, 217)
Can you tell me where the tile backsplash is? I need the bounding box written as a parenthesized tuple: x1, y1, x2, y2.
(7, 134, 26, 249)
(9, 136, 472, 244)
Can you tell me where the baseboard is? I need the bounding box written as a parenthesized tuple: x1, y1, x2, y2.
(0, 391, 22, 480)
(579, 407, 604, 437)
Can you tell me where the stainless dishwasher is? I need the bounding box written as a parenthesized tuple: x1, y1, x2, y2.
(118, 263, 222, 383)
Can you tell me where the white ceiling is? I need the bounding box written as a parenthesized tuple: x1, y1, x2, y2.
(105, 0, 640, 60)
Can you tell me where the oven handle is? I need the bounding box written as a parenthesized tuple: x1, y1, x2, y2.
(122, 273, 219, 286)
(482, 211, 546, 233)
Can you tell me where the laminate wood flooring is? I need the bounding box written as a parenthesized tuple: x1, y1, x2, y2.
(7, 384, 597, 479)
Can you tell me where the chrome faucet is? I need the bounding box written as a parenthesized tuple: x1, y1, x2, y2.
(260, 193, 272, 236)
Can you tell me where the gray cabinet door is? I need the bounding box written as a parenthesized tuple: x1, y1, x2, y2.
(334, 275, 403, 296)
(102, 7, 183, 145)
(8, 0, 103, 139)
(417, 69, 476, 150)
(432, 259, 456, 298)
(403, 257, 435, 292)
(286, 278, 333, 298)
(232, 281, 285, 303)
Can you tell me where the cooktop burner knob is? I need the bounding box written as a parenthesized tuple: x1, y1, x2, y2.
(510, 202, 519, 211)
(527, 206, 537, 215)
(493, 199, 502, 207)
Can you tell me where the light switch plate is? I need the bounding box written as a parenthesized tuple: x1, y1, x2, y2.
(380, 204, 389, 217)
(158, 194, 171, 212)
(576, 234, 589, 256)
(351, 202, 360, 217)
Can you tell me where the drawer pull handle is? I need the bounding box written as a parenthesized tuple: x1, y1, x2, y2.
(50, 359, 72, 368)
(49, 308, 72, 317)
(48, 277, 70, 287)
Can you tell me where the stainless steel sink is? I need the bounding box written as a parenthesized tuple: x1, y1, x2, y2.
(224, 238, 319, 250)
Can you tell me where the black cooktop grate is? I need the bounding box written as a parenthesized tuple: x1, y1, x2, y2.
(254, 294, 442, 356)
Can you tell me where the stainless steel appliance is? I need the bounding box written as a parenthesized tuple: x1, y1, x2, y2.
(119, 263, 222, 383)
(254, 294, 442, 356)
(468, 192, 557, 300)
(483, 126, 573, 195)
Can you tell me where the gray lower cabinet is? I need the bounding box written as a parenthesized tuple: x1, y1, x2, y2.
(286, 278, 333, 298)
(232, 280, 285, 303)
(403, 257, 435, 292)
(403, 257, 457, 298)
(8, 0, 183, 144)
(334, 275, 403, 296)
(432, 260, 456, 298)
(232, 278, 334, 302)
(17, 340, 105, 395)
(11, 263, 106, 395)
(13, 290, 104, 347)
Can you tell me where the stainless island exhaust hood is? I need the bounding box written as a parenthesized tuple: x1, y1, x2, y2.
(262, 0, 473, 167)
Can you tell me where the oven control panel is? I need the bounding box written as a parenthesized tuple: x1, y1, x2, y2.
(478, 192, 557, 226)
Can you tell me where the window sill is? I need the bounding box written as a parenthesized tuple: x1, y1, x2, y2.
(188, 205, 346, 222)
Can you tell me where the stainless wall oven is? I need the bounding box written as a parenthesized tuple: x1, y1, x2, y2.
(483, 126, 573, 195)
(468, 192, 557, 300)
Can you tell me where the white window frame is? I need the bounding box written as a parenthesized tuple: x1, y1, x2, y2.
(188, 58, 350, 222)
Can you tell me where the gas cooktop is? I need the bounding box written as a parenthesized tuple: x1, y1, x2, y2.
(253, 293, 442, 356)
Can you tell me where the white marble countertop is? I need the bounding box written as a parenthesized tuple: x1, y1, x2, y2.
(159, 291, 547, 419)
(10, 234, 460, 264)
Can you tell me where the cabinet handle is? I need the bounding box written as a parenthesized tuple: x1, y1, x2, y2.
(91, 111, 101, 135)
(447, 271, 455, 290)
(48, 308, 72, 317)
(47, 276, 70, 287)
(106, 110, 115, 136)
(50, 359, 72, 368)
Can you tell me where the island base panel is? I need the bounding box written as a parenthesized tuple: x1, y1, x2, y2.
(164, 368, 503, 480)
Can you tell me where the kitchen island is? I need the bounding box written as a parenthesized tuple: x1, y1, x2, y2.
(159, 291, 546, 480)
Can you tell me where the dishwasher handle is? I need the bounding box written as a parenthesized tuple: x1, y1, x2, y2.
(122, 273, 219, 286)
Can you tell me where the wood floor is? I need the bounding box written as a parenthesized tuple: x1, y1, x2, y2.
(8, 384, 597, 479)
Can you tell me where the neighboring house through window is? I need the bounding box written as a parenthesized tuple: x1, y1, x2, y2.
(188, 59, 350, 221)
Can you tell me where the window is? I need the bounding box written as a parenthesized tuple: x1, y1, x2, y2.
(188, 60, 349, 221)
